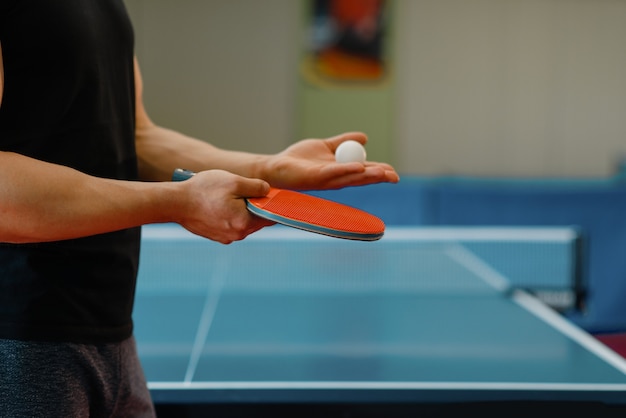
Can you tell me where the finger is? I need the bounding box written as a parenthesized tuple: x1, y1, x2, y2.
(364, 162, 400, 182)
(315, 158, 399, 186)
(248, 217, 276, 232)
(321, 165, 400, 189)
(317, 161, 367, 179)
(383, 169, 401, 183)
(236, 178, 271, 199)
(324, 132, 368, 151)
(364, 160, 394, 170)
(361, 165, 400, 183)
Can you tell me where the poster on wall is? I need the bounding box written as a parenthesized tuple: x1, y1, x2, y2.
(302, 0, 390, 88)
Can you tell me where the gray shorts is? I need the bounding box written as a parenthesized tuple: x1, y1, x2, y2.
(0, 335, 155, 418)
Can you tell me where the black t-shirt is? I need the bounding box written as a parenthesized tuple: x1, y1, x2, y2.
(0, 0, 141, 343)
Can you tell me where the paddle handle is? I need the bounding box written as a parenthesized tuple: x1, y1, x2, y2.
(172, 168, 196, 182)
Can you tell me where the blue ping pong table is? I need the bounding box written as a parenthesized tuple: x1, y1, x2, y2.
(133, 224, 626, 416)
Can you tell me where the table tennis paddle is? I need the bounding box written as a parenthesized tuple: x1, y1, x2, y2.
(172, 168, 385, 241)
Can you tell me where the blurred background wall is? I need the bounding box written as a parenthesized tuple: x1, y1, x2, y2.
(124, 0, 626, 178)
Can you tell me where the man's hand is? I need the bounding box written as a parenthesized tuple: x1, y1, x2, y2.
(173, 170, 273, 244)
(262, 132, 399, 191)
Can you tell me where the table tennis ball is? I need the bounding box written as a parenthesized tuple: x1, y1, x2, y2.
(335, 140, 366, 164)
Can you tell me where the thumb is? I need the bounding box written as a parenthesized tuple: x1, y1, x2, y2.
(237, 177, 271, 199)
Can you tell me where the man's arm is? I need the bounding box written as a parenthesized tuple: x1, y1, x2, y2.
(132, 58, 399, 189)
(133, 58, 267, 182)
(0, 47, 270, 244)
(0, 151, 270, 244)
(0, 152, 177, 242)
(0, 51, 397, 244)
(0, 42, 274, 244)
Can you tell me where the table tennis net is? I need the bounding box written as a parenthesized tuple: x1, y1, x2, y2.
(138, 225, 584, 312)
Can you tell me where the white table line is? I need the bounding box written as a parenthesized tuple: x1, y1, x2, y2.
(183, 253, 230, 383)
(148, 381, 626, 391)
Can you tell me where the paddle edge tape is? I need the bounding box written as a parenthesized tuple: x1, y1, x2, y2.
(246, 199, 384, 241)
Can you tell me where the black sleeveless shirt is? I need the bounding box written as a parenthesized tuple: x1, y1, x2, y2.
(0, 0, 140, 343)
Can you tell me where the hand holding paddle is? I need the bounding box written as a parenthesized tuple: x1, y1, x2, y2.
(173, 169, 385, 241)
(171, 169, 272, 244)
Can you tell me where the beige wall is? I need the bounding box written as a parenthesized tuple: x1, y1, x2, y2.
(394, 0, 626, 177)
(125, 0, 300, 155)
(126, 0, 626, 177)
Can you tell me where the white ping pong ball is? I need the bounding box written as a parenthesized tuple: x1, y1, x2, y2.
(335, 140, 366, 164)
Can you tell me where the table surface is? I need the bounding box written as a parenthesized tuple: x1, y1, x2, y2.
(133, 224, 626, 406)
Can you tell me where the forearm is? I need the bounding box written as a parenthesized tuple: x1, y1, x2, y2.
(135, 124, 268, 182)
(0, 152, 182, 243)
